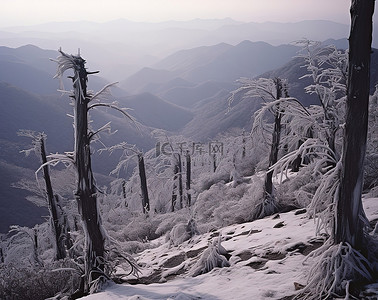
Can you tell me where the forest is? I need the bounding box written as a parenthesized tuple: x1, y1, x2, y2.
(0, 1, 378, 300)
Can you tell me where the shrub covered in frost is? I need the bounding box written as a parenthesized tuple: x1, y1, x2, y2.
(189, 235, 230, 277)
(167, 218, 199, 246)
(193, 177, 265, 232)
(278, 164, 321, 208)
(0, 259, 80, 300)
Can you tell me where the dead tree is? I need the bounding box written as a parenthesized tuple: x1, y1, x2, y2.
(336, 0, 374, 248)
(18, 130, 68, 260)
(107, 143, 150, 213)
(254, 78, 287, 219)
(39, 135, 66, 260)
(52, 50, 137, 294)
(52, 50, 124, 293)
(186, 150, 191, 207)
(229, 77, 289, 219)
(264, 78, 284, 198)
(171, 153, 183, 211)
(0, 247, 3, 263)
(298, 2, 376, 298)
(138, 153, 150, 214)
(69, 54, 106, 293)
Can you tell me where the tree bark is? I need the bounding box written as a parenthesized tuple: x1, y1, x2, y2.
(138, 153, 150, 214)
(72, 56, 105, 292)
(171, 153, 183, 211)
(177, 154, 183, 209)
(335, 0, 374, 248)
(264, 78, 283, 197)
(186, 151, 191, 207)
(0, 247, 3, 264)
(39, 136, 66, 260)
(171, 156, 178, 212)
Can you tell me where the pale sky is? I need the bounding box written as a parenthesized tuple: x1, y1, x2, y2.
(0, 0, 367, 27)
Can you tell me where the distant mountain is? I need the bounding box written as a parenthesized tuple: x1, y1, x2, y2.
(181, 41, 299, 83)
(120, 41, 299, 94)
(0, 82, 73, 154)
(0, 82, 155, 233)
(180, 46, 378, 142)
(258, 57, 319, 107)
(180, 89, 262, 141)
(120, 68, 179, 94)
(0, 160, 48, 233)
(259, 46, 378, 105)
(159, 81, 235, 108)
(211, 20, 351, 46)
(322, 38, 349, 50)
(2, 19, 378, 233)
(117, 93, 193, 131)
(0, 45, 128, 95)
(154, 42, 232, 72)
(0, 44, 58, 94)
(0, 44, 57, 73)
(2, 19, 370, 83)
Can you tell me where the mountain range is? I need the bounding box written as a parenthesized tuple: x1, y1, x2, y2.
(2, 18, 372, 82)
(1, 19, 378, 233)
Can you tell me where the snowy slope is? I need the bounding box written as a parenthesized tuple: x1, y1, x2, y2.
(84, 197, 378, 300)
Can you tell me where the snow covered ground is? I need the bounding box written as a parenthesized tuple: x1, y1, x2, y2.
(84, 197, 378, 300)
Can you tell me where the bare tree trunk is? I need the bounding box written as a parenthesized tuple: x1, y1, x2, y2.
(212, 154, 217, 173)
(62, 213, 75, 258)
(72, 57, 105, 293)
(171, 153, 183, 211)
(241, 130, 246, 159)
(39, 136, 66, 260)
(291, 126, 314, 172)
(177, 154, 183, 209)
(122, 180, 127, 200)
(264, 78, 283, 197)
(138, 153, 150, 214)
(33, 228, 41, 266)
(335, 0, 374, 248)
(171, 159, 179, 212)
(0, 247, 3, 263)
(253, 78, 286, 220)
(186, 151, 191, 207)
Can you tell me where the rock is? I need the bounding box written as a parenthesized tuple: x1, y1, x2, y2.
(294, 282, 305, 290)
(294, 209, 307, 215)
(273, 221, 285, 228)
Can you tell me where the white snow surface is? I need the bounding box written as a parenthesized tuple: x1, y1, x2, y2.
(84, 197, 378, 300)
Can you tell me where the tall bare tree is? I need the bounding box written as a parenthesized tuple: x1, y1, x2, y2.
(52, 49, 135, 294)
(68, 53, 105, 293)
(18, 131, 68, 261)
(138, 153, 150, 214)
(229, 77, 288, 219)
(297, 1, 376, 298)
(335, 0, 374, 249)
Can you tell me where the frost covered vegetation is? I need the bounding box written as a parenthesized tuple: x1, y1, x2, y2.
(1, 6, 378, 300)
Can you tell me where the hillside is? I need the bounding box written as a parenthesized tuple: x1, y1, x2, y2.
(82, 197, 378, 300)
(120, 41, 299, 94)
(0, 45, 128, 96)
(181, 41, 299, 84)
(118, 93, 193, 131)
(0, 82, 154, 233)
(2, 40, 378, 234)
(180, 90, 261, 140)
(159, 81, 235, 108)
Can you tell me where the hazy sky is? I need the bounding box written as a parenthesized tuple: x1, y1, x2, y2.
(0, 0, 366, 27)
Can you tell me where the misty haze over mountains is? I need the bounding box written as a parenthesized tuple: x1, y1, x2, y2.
(0, 18, 365, 81)
(0, 18, 377, 232)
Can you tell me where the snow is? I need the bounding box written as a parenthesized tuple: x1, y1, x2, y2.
(82, 197, 378, 300)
